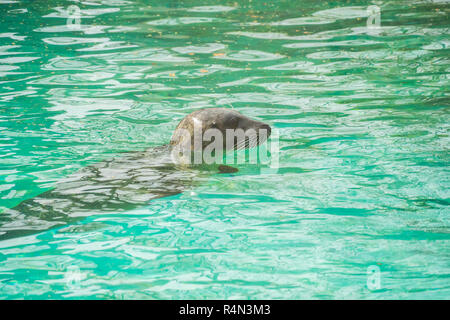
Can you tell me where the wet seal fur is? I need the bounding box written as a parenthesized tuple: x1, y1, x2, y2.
(0, 108, 271, 239)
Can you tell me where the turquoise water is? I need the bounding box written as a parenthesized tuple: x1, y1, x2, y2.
(0, 0, 449, 299)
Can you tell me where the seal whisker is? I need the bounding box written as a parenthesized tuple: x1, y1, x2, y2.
(238, 137, 251, 150)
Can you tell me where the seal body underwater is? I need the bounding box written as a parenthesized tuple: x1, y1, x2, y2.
(0, 108, 271, 240)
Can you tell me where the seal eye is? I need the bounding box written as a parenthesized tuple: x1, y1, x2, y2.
(211, 120, 217, 128)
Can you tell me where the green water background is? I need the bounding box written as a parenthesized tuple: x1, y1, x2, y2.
(0, 0, 449, 299)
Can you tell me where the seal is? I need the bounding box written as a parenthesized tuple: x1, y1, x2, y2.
(170, 108, 271, 165)
(0, 108, 271, 240)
